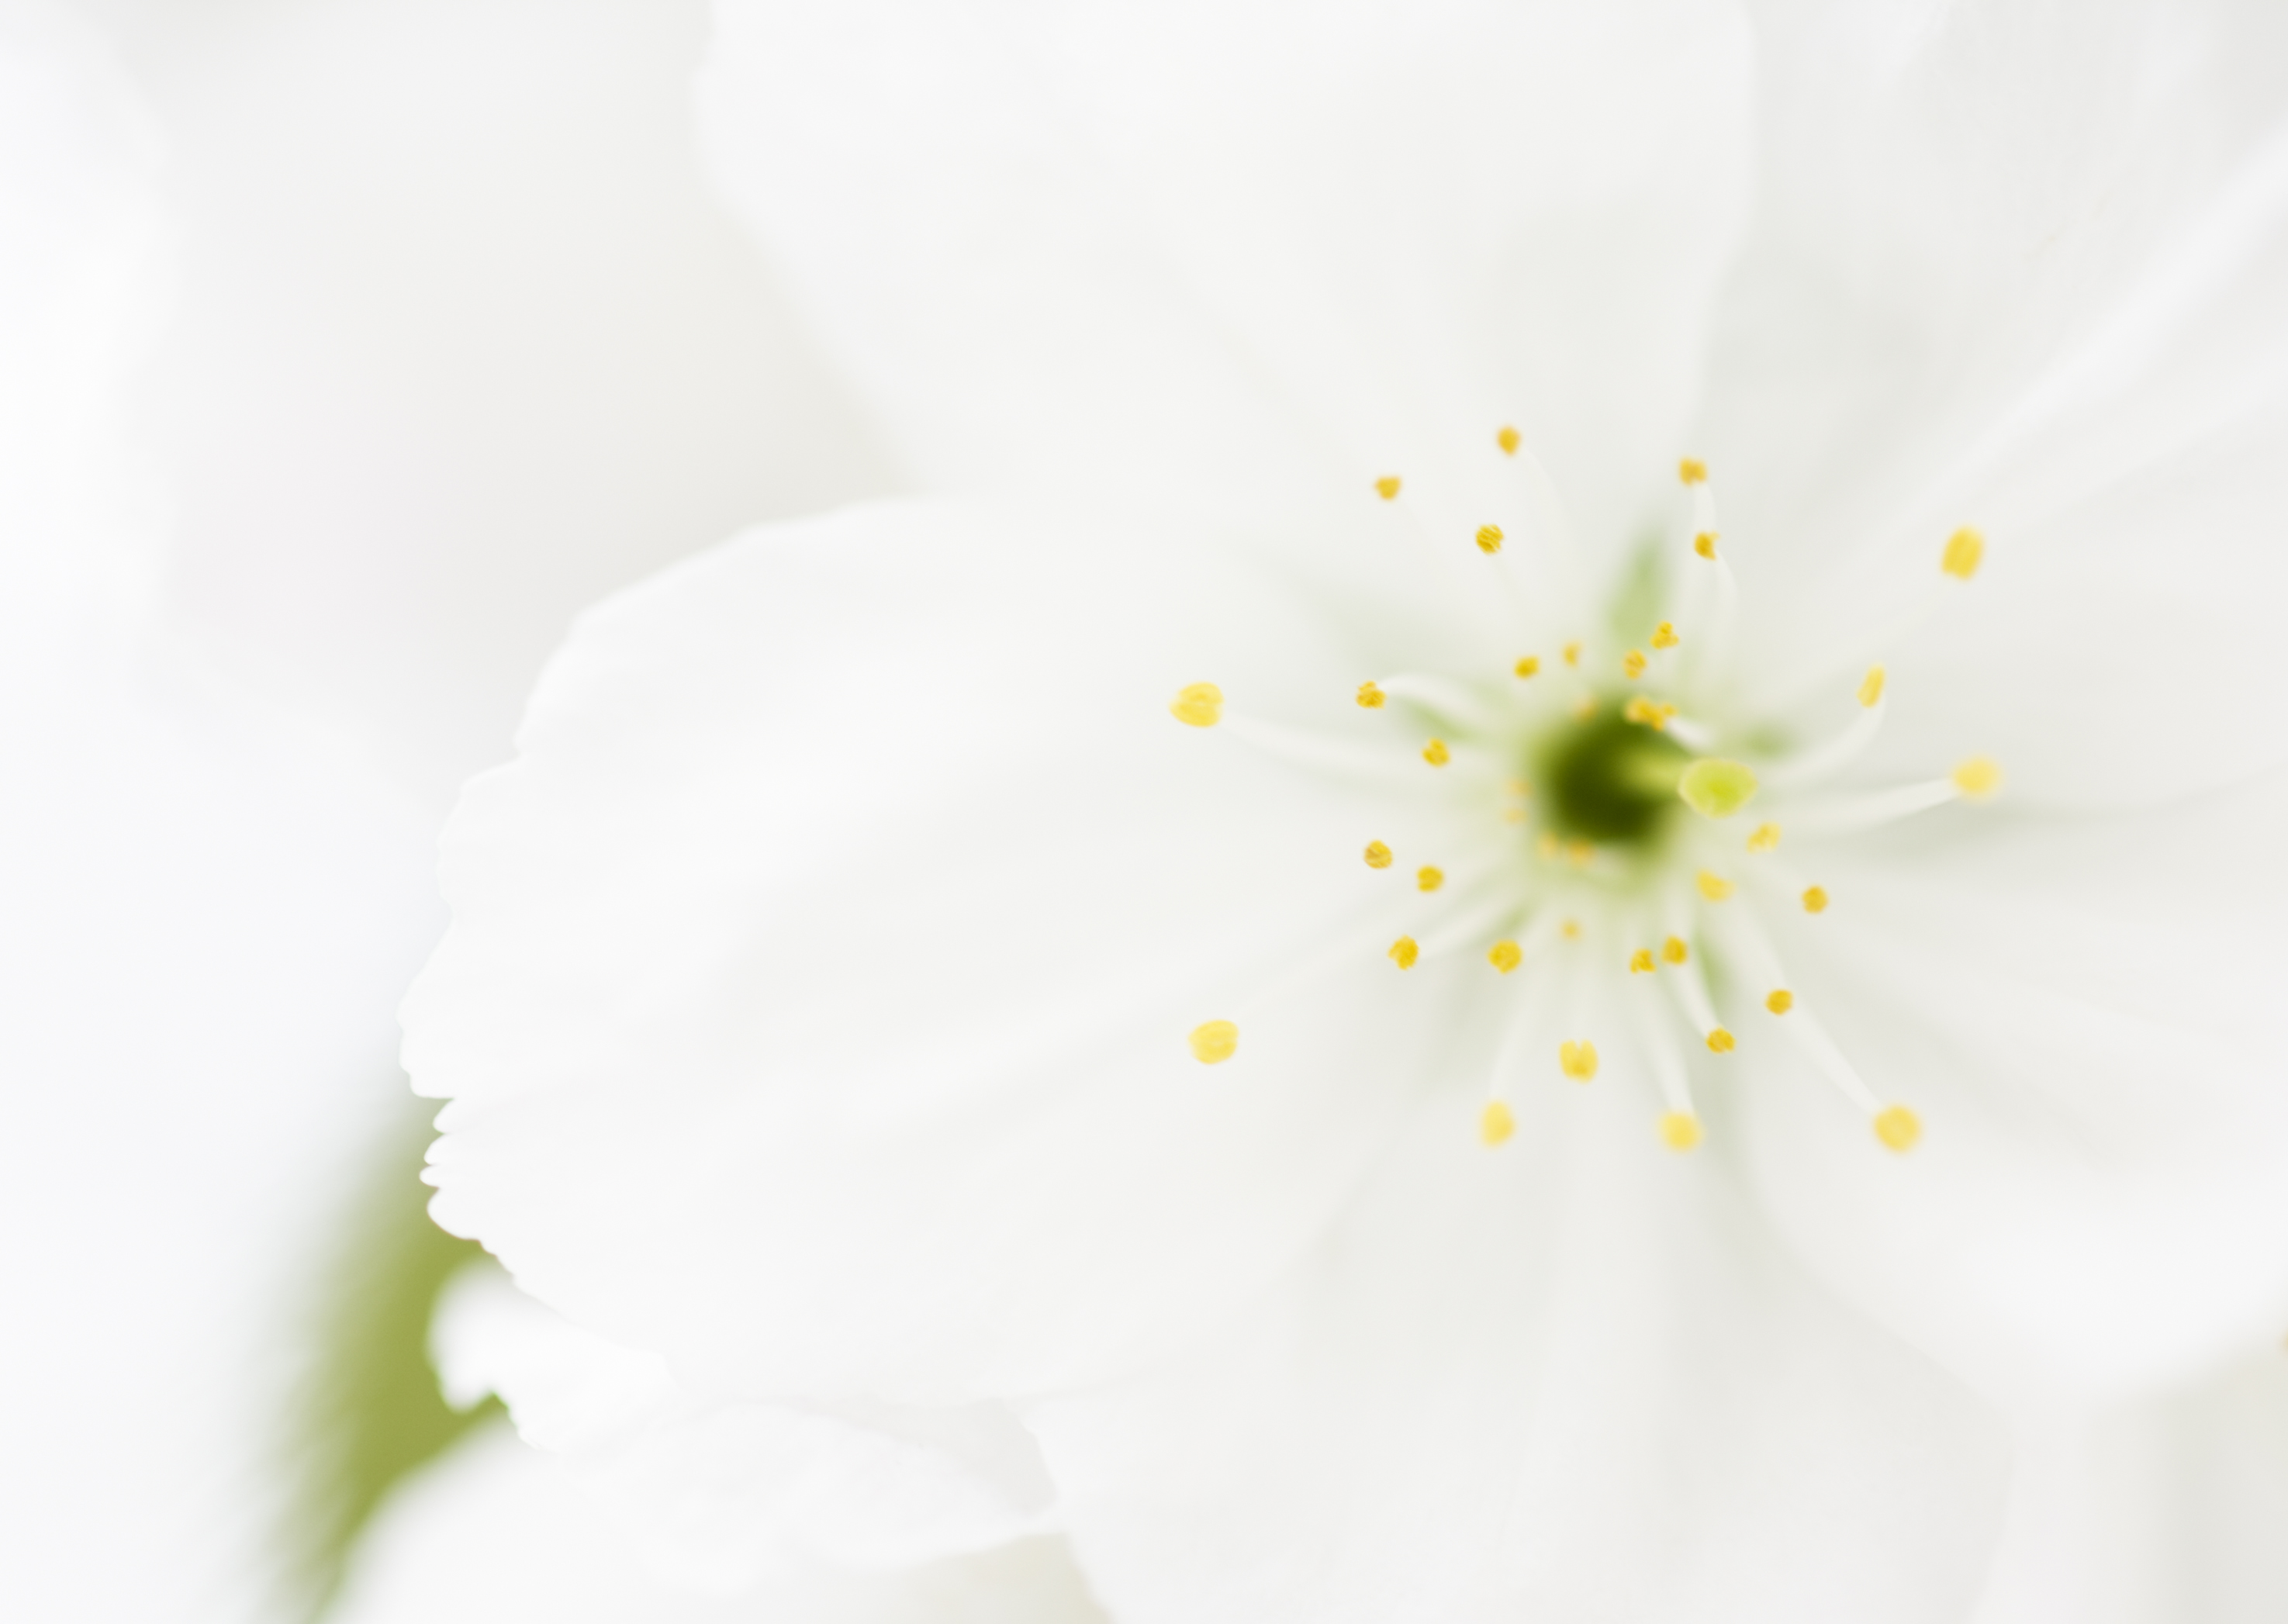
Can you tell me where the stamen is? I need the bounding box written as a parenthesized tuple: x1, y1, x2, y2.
(1497, 426, 1521, 456)
(1363, 841, 1393, 869)
(1374, 475, 1401, 501)
(1697, 871, 1735, 901)
(1785, 758, 2003, 833)
(1559, 1041, 1599, 1081)
(1630, 948, 1657, 975)
(1488, 940, 1522, 974)
(1368, 672, 1505, 732)
(1563, 641, 1582, 669)
(1170, 682, 1224, 727)
(1651, 621, 1679, 650)
(1747, 822, 1781, 852)
(1941, 527, 1984, 579)
(1476, 524, 1505, 555)
(1952, 756, 2003, 798)
(1417, 866, 1445, 893)
(1659, 1113, 1702, 1151)
(1761, 669, 1889, 790)
(1657, 902, 1730, 1052)
(1388, 937, 1419, 969)
(1661, 713, 1714, 752)
(1481, 1101, 1516, 1145)
(1561, 920, 1581, 941)
(1629, 967, 1701, 1141)
(1356, 682, 1386, 709)
(1514, 656, 1540, 679)
(1678, 459, 1707, 485)
(1622, 695, 1678, 730)
(1708, 907, 1916, 1148)
(1222, 715, 1447, 788)
(1189, 1021, 1239, 1064)
(1422, 739, 1451, 767)
(1661, 936, 1688, 965)
(1623, 649, 1648, 679)
(1694, 532, 1718, 559)
(1802, 886, 1829, 913)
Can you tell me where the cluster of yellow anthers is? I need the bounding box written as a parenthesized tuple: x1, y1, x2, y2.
(1170, 437, 1998, 1158)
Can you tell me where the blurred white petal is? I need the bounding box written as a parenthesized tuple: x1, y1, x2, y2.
(329, 1420, 1106, 1624)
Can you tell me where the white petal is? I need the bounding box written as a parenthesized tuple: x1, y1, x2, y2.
(329, 1421, 1108, 1624)
(1964, 1352, 2288, 1624)
(1706, 0, 2288, 608)
(1733, 772, 2288, 1406)
(700, 0, 1754, 540)
(1031, 1087, 2010, 1623)
(432, 1264, 1053, 1583)
(406, 499, 1441, 1401)
(123, 0, 897, 807)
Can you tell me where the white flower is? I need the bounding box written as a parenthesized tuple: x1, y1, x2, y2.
(407, 1, 2288, 1616)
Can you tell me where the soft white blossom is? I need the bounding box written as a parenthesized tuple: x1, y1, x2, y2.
(407, 2, 2288, 1617)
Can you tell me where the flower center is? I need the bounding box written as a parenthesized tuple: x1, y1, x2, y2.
(1536, 710, 1688, 848)
(1170, 438, 2001, 1159)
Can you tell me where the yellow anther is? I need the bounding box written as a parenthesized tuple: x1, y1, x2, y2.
(1505, 777, 1531, 799)
(1693, 532, 1717, 559)
(1481, 1101, 1516, 1145)
(1374, 475, 1401, 501)
(1423, 738, 1451, 766)
(1562, 641, 1581, 668)
(1623, 649, 1648, 679)
(1746, 822, 1781, 853)
(1573, 695, 1598, 719)
(1188, 1021, 1239, 1064)
(1488, 940, 1522, 974)
(1559, 1041, 1598, 1081)
(1660, 1111, 1702, 1151)
(1679, 458, 1708, 485)
(1363, 841, 1393, 869)
(1697, 870, 1735, 902)
(1765, 989, 1794, 1014)
(1661, 936, 1688, 965)
(1802, 886, 1829, 914)
(1536, 833, 1559, 861)
(1514, 655, 1540, 679)
(1475, 523, 1505, 555)
(1417, 866, 1444, 893)
(1706, 1028, 1735, 1054)
(1951, 756, 2003, 799)
(1858, 665, 1886, 708)
(1650, 621, 1679, 651)
(1622, 695, 1660, 728)
(1874, 1104, 1923, 1152)
(1566, 841, 1594, 868)
(1560, 919, 1581, 941)
(1629, 948, 1656, 975)
(1496, 425, 1521, 455)
(1356, 681, 1387, 709)
(1678, 758, 1758, 819)
(1169, 682, 1224, 727)
(1941, 526, 1984, 579)
(1388, 936, 1419, 969)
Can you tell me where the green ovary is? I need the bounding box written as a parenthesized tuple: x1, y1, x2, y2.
(1536, 710, 1690, 846)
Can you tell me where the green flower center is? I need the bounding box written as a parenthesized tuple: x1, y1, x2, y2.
(1536, 709, 1690, 847)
